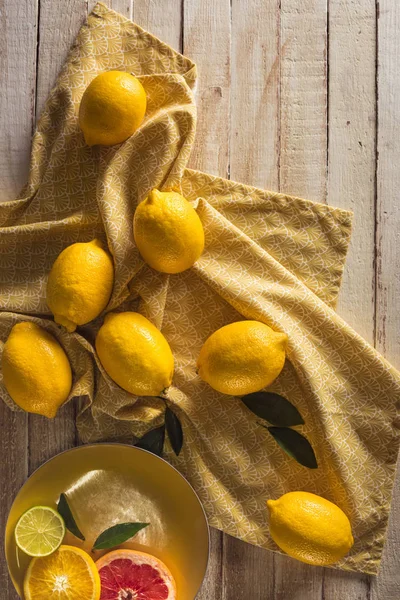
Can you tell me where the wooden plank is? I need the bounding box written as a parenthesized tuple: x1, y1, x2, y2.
(327, 0, 376, 344)
(324, 0, 376, 596)
(0, 1, 36, 597)
(280, 0, 328, 201)
(221, 1, 280, 597)
(370, 0, 400, 597)
(0, 411, 28, 599)
(35, 0, 89, 120)
(222, 535, 274, 600)
(274, 0, 328, 597)
(230, 0, 280, 189)
(324, 2, 376, 596)
(183, 1, 231, 597)
(0, 0, 38, 200)
(184, 0, 231, 177)
(323, 572, 370, 600)
(107, 0, 133, 20)
(133, 0, 182, 51)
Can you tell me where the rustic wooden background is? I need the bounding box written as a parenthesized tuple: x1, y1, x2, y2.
(0, 0, 399, 598)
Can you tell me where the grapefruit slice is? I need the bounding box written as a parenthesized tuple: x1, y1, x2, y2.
(96, 549, 176, 600)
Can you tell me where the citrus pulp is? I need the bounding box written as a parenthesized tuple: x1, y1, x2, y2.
(24, 544, 101, 600)
(96, 549, 176, 600)
(15, 506, 65, 557)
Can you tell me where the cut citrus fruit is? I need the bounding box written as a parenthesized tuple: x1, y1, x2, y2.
(24, 544, 101, 600)
(96, 549, 176, 600)
(15, 506, 65, 557)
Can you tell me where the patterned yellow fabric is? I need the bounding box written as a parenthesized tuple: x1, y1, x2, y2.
(0, 3, 399, 575)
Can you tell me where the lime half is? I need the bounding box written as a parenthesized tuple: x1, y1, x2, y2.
(15, 506, 65, 557)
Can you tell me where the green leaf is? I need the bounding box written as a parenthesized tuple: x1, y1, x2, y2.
(92, 522, 149, 551)
(57, 493, 85, 541)
(165, 406, 183, 456)
(242, 392, 304, 426)
(266, 427, 318, 469)
(135, 425, 165, 456)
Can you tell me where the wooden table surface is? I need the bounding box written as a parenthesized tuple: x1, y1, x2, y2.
(0, 1, 399, 598)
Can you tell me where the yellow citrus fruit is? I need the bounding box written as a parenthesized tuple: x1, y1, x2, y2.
(24, 544, 101, 600)
(2, 322, 72, 418)
(79, 71, 147, 146)
(267, 491, 354, 566)
(47, 239, 114, 333)
(96, 312, 174, 396)
(133, 189, 205, 274)
(197, 320, 287, 395)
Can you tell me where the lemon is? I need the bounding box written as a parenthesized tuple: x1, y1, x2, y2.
(267, 491, 354, 566)
(2, 322, 72, 418)
(15, 506, 65, 557)
(47, 239, 114, 332)
(197, 320, 287, 395)
(24, 545, 101, 600)
(96, 312, 174, 396)
(133, 189, 205, 274)
(79, 71, 147, 146)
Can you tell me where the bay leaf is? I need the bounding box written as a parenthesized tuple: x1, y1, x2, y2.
(242, 392, 304, 426)
(57, 493, 85, 541)
(93, 522, 149, 551)
(135, 425, 165, 456)
(165, 406, 183, 456)
(267, 426, 318, 469)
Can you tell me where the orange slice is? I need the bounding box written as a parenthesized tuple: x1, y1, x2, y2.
(24, 544, 101, 600)
(96, 549, 176, 599)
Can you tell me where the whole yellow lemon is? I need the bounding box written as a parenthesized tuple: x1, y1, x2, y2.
(267, 491, 354, 566)
(2, 322, 72, 418)
(95, 312, 174, 396)
(47, 239, 114, 333)
(79, 71, 147, 146)
(197, 320, 287, 395)
(133, 189, 205, 274)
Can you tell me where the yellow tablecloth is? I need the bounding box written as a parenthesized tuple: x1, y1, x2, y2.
(1, 3, 399, 574)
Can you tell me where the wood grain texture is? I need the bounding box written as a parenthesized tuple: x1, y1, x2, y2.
(230, 0, 280, 189)
(280, 0, 328, 201)
(0, 0, 38, 200)
(323, 6, 376, 599)
(134, 0, 182, 51)
(323, 0, 376, 600)
(222, 536, 274, 600)
(107, 0, 133, 19)
(0, 411, 27, 600)
(184, 0, 231, 177)
(370, 0, 400, 597)
(327, 0, 376, 344)
(35, 0, 88, 119)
